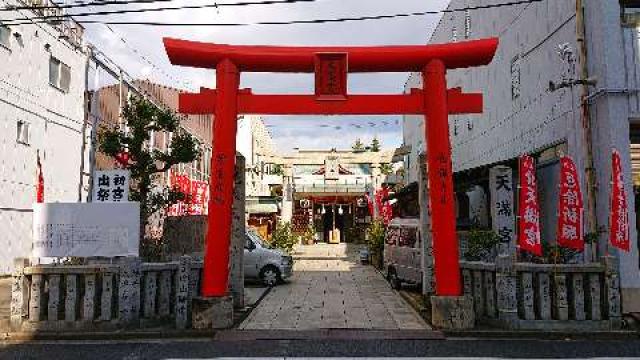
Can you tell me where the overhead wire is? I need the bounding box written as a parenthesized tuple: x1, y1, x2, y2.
(2, 0, 545, 26)
(1, 0, 322, 12)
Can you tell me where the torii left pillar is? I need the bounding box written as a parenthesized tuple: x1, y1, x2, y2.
(202, 59, 239, 296)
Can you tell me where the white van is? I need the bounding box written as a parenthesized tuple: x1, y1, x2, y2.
(383, 218, 422, 289)
(244, 229, 293, 286)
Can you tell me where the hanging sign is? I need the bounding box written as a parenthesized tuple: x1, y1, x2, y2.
(518, 155, 542, 256)
(92, 170, 130, 203)
(610, 149, 630, 252)
(556, 156, 584, 250)
(314, 52, 348, 100)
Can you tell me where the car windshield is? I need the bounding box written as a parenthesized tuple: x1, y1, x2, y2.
(248, 231, 273, 249)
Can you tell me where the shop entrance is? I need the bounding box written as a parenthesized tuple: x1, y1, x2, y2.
(163, 37, 498, 297)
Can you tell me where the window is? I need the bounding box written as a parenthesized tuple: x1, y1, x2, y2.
(0, 23, 10, 49)
(49, 56, 71, 92)
(16, 120, 30, 145)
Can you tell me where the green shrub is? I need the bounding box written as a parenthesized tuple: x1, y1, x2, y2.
(366, 219, 386, 255)
(271, 221, 296, 254)
(464, 229, 500, 261)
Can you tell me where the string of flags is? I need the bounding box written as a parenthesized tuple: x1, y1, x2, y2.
(516, 149, 630, 256)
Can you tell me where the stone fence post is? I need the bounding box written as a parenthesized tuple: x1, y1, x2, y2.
(10, 258, 30, 330)
(418, 153, 435, 295)
(118, 257, 142, 326)
(602, 255, 622, 327)
(230, 154, 245, 308)
(495, 254, 518, 326)
(175, 255, 191, 329)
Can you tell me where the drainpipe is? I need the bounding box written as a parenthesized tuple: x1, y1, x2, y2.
(576, 0, 599, 261)
(78, 46, 92, 202)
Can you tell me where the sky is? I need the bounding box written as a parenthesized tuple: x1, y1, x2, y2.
(75, 0, 451, 153)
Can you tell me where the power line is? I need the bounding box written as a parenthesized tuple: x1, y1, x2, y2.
(102, 22, 195, 90)
(2, 0, 545, 26)
(0, 0, 322, 13)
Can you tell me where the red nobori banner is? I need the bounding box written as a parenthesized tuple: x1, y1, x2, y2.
(167, 172, 209, 216)
(189, 180, 209, 216)
(610, 149, 630, 252)
(518, 155, 542, 256)
(556, 156, 584, 251)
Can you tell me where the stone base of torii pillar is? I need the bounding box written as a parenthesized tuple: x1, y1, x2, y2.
(430, 295, 475, 330)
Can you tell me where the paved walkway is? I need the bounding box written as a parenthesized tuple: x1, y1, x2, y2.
(240, 243, 429, 330)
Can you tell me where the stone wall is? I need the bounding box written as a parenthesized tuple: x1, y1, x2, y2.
(7, 257, 205, 332)
(460, 258, 622, 330)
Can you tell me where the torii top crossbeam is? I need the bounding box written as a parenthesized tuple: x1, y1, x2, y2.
(163, 37, 498, 299)
(163, 38, 498, 72)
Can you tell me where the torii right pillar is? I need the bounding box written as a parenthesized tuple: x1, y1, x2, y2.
(423, 59, 474, 329)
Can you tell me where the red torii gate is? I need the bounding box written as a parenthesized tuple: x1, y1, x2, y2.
(163, 37, 498, 298)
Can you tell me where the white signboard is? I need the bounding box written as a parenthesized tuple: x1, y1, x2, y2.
(92, 170, 130, 203)
(32, 202, 140, 258)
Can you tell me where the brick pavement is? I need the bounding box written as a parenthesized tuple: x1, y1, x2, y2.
(240, 244, 429, 330)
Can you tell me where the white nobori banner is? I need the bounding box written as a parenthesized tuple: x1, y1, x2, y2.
(32, 202, 140, 258)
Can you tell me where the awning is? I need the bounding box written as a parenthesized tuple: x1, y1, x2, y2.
(246, 197, 280, 214)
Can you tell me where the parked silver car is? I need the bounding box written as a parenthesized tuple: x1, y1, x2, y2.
(244, 230, 293, 286)
(383, 218, 422, 289)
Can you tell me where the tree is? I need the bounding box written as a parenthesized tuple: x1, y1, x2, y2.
(370, 136, 381, 152)
(99, 96, 200, 259)
(352, 138, 365, 152)
(380, 163, 393, 175)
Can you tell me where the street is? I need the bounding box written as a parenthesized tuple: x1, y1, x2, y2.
(241, 244, 428, 330)
(2, 336, 640, 359)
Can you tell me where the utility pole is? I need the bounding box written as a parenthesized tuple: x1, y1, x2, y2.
(576, 0, 599, 261)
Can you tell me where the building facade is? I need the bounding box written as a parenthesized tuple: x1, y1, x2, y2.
(404, 0, 640, 311)
(235, 115, 281, 238)
(0, 0, 88, 274)
(277, 148, 400, 243)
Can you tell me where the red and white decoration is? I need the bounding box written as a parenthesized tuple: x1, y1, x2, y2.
(610, 149, 630, 252)
(556, 156, 584, 251)
(518, 155, 542, 256)
(167, 172, 209, 216)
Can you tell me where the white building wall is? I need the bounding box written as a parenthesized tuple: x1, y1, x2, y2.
(405, 0, 580, 177)
(236, 115, 276, 198)
(403, 0, 640, 309)
(0, 2, 88, 274)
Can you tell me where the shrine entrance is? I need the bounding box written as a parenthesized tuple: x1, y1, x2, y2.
(163, 37, 499, 298)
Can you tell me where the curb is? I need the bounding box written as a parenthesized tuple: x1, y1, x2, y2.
(1, 329, 215, 342)
(442, 329, 640, 340)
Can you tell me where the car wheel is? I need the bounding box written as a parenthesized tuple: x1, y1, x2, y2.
(260, 265, 281, 287)
(387, 268, 402, 290)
